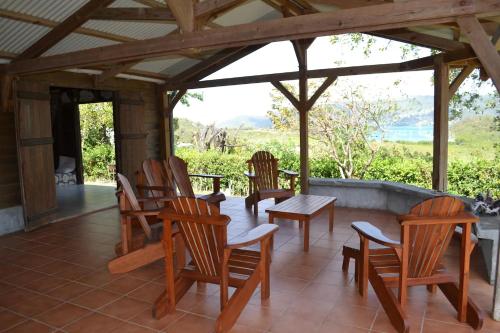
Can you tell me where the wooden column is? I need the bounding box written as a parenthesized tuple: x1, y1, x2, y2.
(293, 39, 313, 194)
(432, 55, 449, 192)
(158, 89, 186, 158)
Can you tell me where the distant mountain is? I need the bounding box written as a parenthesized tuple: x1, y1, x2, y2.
(217, 115, 272, 129)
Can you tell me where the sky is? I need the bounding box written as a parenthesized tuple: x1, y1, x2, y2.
(173, 35, 491, 125)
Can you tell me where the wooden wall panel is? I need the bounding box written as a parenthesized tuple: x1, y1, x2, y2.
(0, 112, 21, 209)
(16, 81, 57, 230)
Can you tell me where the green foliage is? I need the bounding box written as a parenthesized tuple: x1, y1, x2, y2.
(79, 102, 115, 182)
(177, 144, 499, 198)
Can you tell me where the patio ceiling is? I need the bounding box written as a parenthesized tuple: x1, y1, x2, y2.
(0, 0, 498, 84)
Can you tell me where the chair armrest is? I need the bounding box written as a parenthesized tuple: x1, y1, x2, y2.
(279, 169, 298, 177)
(227, 224, 279, 249)
(351, 222, 401, 248)
(189, 173, 224, 179)
(398, 212, 479, 225)
(123, 209, 161, 217)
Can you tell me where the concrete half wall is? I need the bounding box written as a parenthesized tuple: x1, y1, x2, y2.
(309, 178, 469, 214)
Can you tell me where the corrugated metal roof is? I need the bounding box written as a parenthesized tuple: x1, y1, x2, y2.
(132, 57, 189, 73)
(83, 20, 177, 40)
(43, 33, 119, 56)
(214, 0, 278, 26)
(0, 17, 49, 54)
(0, 0, 87, 22)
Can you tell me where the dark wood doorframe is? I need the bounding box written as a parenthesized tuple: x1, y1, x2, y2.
(50, 87, 117, 185)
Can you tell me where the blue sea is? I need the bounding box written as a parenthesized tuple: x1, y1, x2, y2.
(373, 125, 434, 142)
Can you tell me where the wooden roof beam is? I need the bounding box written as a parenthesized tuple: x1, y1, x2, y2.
(16, 0, 115, 60)
(90, 8, 176, 22)
(164, 48, 478, 90)
(4, 0, 498, 75)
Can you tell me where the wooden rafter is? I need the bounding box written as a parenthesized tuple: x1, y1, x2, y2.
(271, 81, 300, 109)
(0, 9, 135, 43)
(371, 28, 466, 51)
(5, 0, 496, 75)
(95, 61, 140, 84)
(90, 8, 176, 22)
(16, 0, 115, 60)
(457, 15, 500, 91)
(448, 64, 475, 96)
(166, 0, 195, 33)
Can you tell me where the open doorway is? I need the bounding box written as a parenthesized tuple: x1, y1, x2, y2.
(50, 87, 118, 221)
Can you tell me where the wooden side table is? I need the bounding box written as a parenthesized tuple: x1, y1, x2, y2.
(266, 194, 336, 251)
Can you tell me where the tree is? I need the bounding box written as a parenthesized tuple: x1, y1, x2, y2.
(330, 33, 499, 121)
(267, 80, 398, 179)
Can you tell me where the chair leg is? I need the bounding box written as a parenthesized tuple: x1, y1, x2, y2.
(342, 255, 350, 272)
(427, 284, 437, 293)
(260, 239, 271, 300)
(216, 268, 261, 333)
(438, 282, 484, 330)
(253, 195, 258, 215)
(153, 276, 194, 319)
(369, 264, 409, 333)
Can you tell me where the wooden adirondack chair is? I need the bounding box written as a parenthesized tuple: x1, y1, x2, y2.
(168, 155, 226, 208)
(245, 151, 297, 215)
(136, 159, 176, 209)
(154, 197, 278, 333)
(351, 196, 483, 333)
(108, 173, 184, 274)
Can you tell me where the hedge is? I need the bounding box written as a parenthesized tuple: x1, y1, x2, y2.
(176, 146, 499, 198)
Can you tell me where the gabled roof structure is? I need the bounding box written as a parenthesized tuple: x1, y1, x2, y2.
(0, 0, 498, 86)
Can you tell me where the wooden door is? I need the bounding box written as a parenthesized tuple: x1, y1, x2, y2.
(116, 92, 146, 188)
(15, 81, 56, 230)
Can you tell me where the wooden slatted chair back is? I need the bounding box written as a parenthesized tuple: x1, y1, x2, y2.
(167, 197, 229, 277)
(143, 159, 176, 197)
(405, 196, 465, 278)
(168, 156, 196, 197)
(251, 151, 279, 191)
(117, 173, 152, 239)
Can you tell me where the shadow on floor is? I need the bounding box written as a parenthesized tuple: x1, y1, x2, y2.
(52, 184, 117, 223)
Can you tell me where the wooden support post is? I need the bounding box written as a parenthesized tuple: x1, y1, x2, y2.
(293, 39, 313, 194)
(432, 54, 449, 192)
(448, 64, 475, 98)
(157, 88, 186, 159)
(0, 74, 13, 112)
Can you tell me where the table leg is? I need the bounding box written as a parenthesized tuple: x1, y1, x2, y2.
(328, 203, 334, 233)
(304, 218, 310, 252)
(268, 214, 274, 249)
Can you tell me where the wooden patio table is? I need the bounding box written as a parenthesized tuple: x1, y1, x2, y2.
(266, 194, 336, 251)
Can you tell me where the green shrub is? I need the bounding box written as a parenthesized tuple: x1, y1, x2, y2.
(176, 146, 499, 198)
(83, 144, 115, 182)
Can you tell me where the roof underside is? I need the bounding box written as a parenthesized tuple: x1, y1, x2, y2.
(0, 0, 498, 84)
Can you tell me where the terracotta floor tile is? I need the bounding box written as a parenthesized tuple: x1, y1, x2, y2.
(421, 319, 473, 333)
(23, 275, 67, 293)
(0, 288, 41, 308)
(324, 304, 377, 330)
(163, 313, 215, 333)
(0, 263, 28, 279)
(53, 263, 94, 281)
(317, 321, 369, 333)
(65, 313, 124, 333)
(371, 309, 423, 333)
(129, 308, 185, 330)
(0, 309, 26, 331)
(127, 282, 165, 304)
(227, 324, 265, 333)
(47, 282, 94, 301)
(8, 293, 61, 317)
(102, 276, 146, 295)
(70, 289, 121, 309)
(99, 297, 150, 320)
(35, 303, 91, 328)
(3, 319, 53, 333)
(109, 322, 156, 333)
(236, 303, 283, 331)
(76, 270, 121, 287)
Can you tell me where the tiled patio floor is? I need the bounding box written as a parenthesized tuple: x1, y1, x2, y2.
(0, 197, 498, 333)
